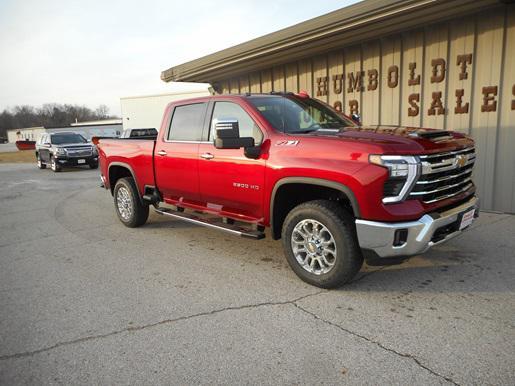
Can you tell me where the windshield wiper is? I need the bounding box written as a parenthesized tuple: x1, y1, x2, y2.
(288, 129, 319, 134)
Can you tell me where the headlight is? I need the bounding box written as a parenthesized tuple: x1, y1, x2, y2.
(369, 155, 420, 203)
(55, 148, 66, 155)
(92, 146, 98, 156)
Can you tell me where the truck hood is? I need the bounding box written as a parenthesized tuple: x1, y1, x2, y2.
(303, 125, 473, 154)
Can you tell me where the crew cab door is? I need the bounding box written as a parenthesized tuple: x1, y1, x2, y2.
(154, 102, 208, 205)
(198, 101, 266, 221)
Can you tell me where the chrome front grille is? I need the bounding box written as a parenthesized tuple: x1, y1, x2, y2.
(409, 147, 475, 204)
(65, 147, 93, 157)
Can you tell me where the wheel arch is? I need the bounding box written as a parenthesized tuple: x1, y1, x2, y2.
(108, 162, 141, 197)
(269, 177, 360, 240)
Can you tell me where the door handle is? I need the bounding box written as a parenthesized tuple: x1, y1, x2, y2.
(157, 150, 167, 156)
(200, 152, 214, 160)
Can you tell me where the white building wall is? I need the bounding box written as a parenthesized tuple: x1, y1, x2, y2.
(46, 125, 122, 140)
(120, 90, 211, 132)
(7, 127, 45, 143)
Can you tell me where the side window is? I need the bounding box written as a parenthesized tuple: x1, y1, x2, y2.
(210, 102, 263, 144)
(168, 103, 207, 141)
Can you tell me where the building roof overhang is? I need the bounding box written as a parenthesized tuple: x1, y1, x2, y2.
(161, 0, 501, 83)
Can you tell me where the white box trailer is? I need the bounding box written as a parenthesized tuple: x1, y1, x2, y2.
(120, 89, 212, 132)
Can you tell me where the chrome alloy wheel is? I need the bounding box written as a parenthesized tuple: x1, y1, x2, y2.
(291, 219, 337, 275)
(116, 186, 133, 221)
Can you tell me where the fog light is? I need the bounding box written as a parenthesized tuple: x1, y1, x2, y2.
(393, 229, 408, 247)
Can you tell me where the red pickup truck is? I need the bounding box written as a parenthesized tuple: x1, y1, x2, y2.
(98, 92, 479, 288)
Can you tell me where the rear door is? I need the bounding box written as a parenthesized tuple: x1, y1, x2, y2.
(39, 134, 51, 162)
(154, 102, 208, 205)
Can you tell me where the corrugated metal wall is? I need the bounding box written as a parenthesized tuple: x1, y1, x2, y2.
(217, 5, 515, 213)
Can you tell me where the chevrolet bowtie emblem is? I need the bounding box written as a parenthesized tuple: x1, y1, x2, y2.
(456, 154, 467, 168)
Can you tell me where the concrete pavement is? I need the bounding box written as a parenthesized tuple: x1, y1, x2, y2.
(0, 163, 513, 385)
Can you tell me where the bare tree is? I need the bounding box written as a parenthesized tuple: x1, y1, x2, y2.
(0, 103, 118, 137)
(95, 104, 110, 119)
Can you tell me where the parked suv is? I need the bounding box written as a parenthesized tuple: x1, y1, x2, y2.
(98, 92, 479, 288)
(36, 132, 98, 172)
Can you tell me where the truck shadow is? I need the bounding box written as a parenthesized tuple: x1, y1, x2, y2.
(144, 216, 200, 229)
(344, 248, 509, 294)
(143, 212, 512, 294)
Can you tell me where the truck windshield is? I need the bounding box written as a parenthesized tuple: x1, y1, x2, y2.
(248, 95, 355, 134)
(51, 133, 87, 145)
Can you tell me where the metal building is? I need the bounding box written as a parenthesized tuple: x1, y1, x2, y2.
(7, 120, 122, 143)
(161, 0, 515, 213)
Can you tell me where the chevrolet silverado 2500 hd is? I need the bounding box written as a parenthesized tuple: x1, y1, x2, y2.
(97, 93, 479, 288)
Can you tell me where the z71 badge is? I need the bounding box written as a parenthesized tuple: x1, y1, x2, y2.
(276, 140, 299, 146)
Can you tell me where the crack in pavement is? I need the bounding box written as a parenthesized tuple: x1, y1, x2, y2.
(0, 290, 325, 361)
(292, 302, 459, 385)
(1, 284, 459, 385)
(349, 266, 387, 284)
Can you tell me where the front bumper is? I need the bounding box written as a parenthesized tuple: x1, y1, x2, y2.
(355, 195, 479, 260)
(56, 156, 98, 166)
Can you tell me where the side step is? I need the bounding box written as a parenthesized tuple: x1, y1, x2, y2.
(154, 207, 265, 240)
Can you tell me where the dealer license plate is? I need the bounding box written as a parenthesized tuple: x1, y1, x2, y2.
(77, 159, 86, 164)
(459, 208, 475, 230)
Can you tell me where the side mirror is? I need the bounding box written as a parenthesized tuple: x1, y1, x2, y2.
(213, 119, 254, 149)
(351, 113, 361, 125)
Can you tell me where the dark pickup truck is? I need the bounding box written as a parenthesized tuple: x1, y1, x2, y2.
(97, 92, 479, 288)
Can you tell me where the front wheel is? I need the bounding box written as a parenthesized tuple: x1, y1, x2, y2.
(50, 156, 61, 172)
(89, 162, 98, 169)
(281, 200, 363, 288)
(113, 177, 149, 227)
(37, 154, 46, 169)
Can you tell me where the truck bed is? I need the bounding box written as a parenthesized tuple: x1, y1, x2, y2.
(98, 138, 156, 195)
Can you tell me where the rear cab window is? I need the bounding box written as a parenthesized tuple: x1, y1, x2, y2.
(167, 103, 208, 141)
(130, 128, 157, 138)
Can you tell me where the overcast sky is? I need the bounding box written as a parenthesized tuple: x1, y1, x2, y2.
(0, 0, 359, 115)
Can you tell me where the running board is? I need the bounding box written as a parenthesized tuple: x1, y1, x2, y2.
(154, 207, 265, 240)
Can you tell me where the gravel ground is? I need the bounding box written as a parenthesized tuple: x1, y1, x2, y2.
(0, 163, 513, 385)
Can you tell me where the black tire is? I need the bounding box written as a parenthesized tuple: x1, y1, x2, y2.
(89, 162, 98, 169)
(37, 154, 46, 169)
(113, 177, 149, 228)
(281, 200, 363, 288)
(50, 156, 61, 172)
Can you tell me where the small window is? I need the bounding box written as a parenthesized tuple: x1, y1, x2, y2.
(210, 102, 263, 144)
(130, 128, 157, 138)
(168, 103, 207, 141)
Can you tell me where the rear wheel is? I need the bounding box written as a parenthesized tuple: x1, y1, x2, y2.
(281, 200, 363, 288)
(113, 177, 149, 227)
(37, 154, 46, 169)
(50, 156, 61, 172)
